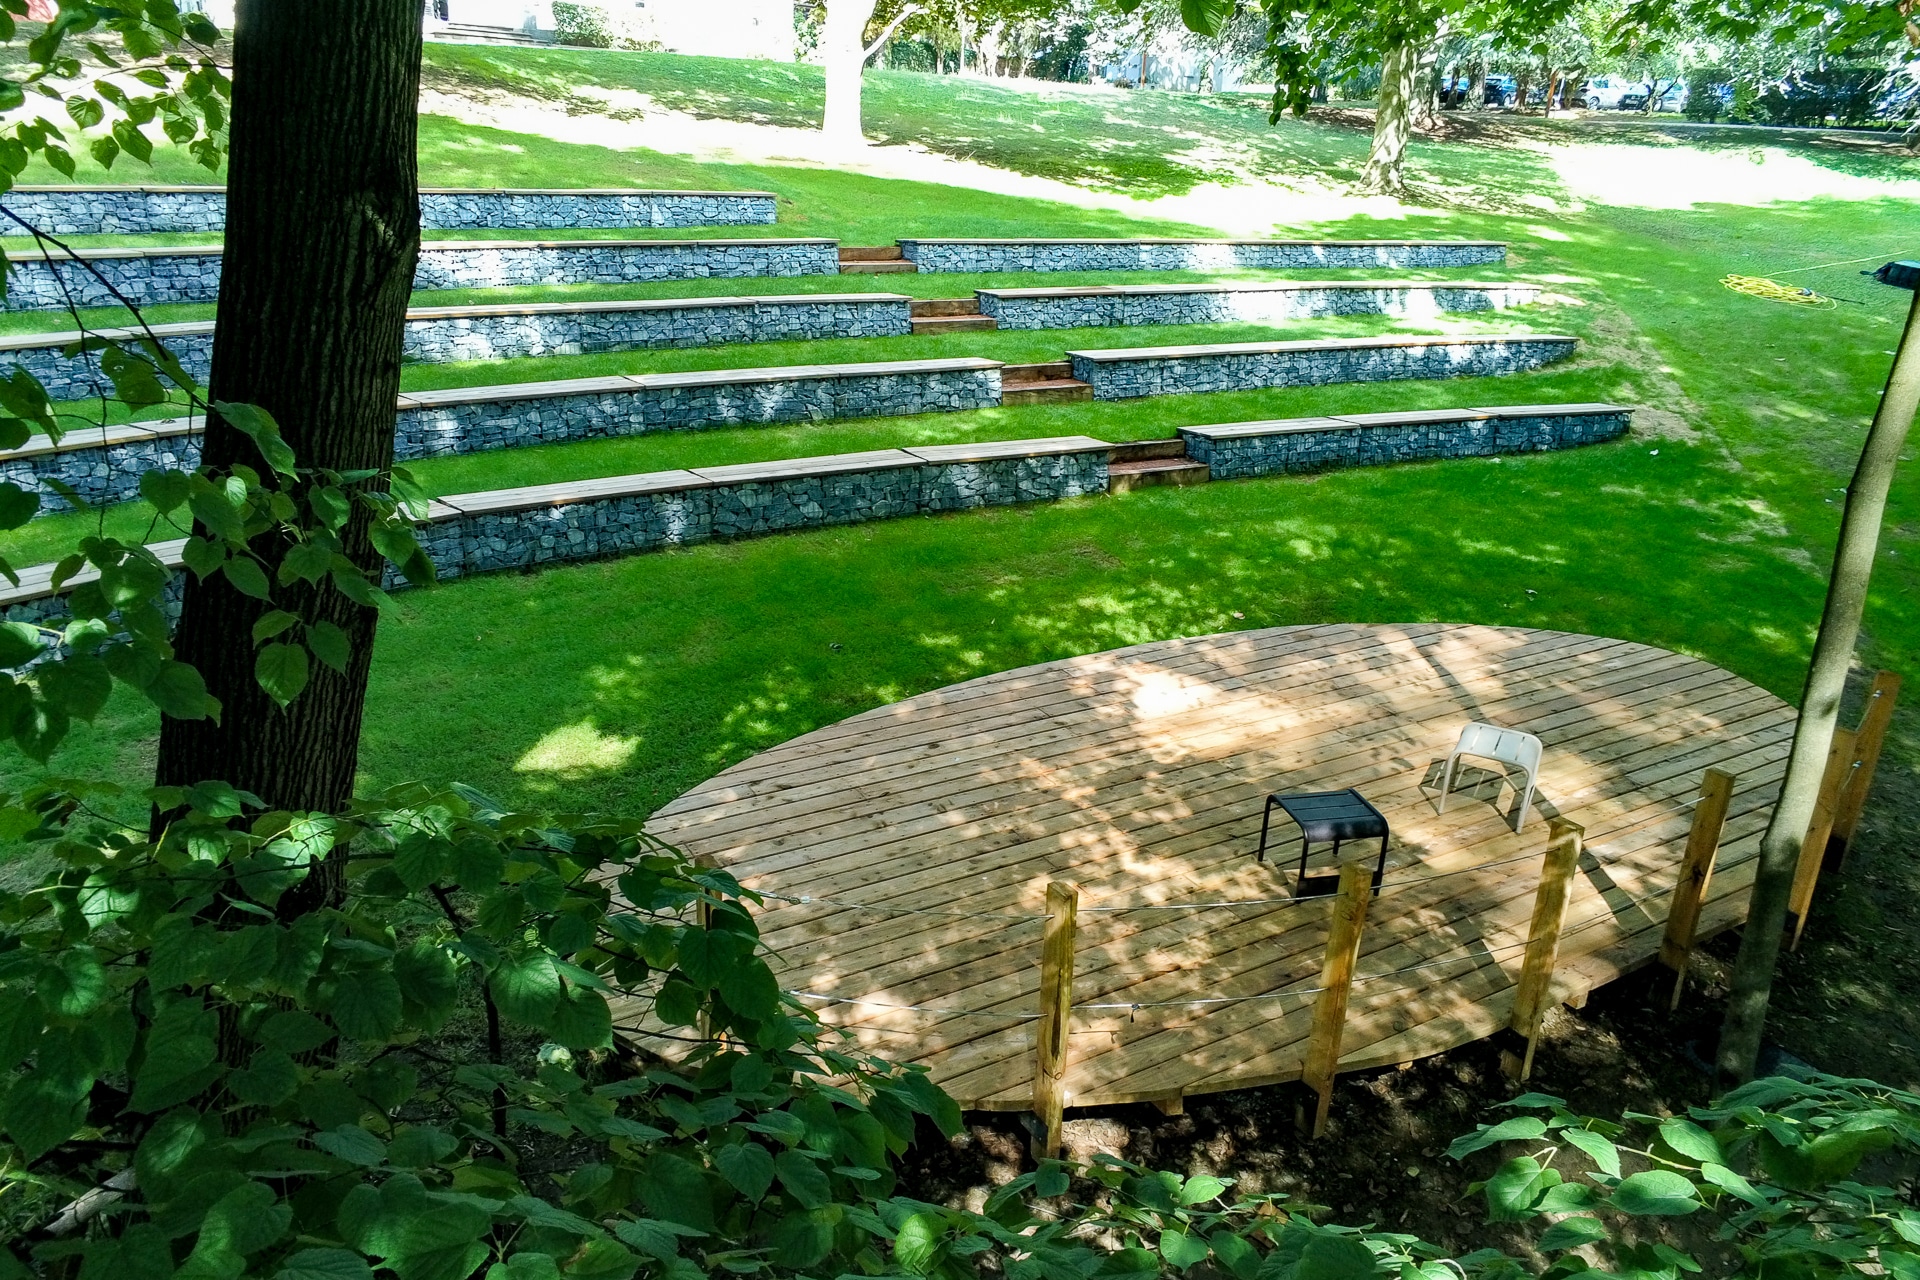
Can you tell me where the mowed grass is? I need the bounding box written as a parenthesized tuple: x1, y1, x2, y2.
(0, 54, 1916, 837)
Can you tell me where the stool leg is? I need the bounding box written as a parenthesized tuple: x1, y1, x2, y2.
(1515, 770, 1536, 831)
(1438, 751, 1459, 812)
(1258, 798, 1275, 862)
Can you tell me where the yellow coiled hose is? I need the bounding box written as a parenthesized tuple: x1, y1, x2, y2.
(1721, 274, 1838, 309)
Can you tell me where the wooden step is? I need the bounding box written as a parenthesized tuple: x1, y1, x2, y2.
(911, 297, 981, 317)
(1002, 361, 1072, 384)
(1108, 457, 1211, 493)
(839, 245, 905, 261)
(911, 315, 998, 335)
(840, 261, 918, 275)
(1002, 378, 1093, 406)
(1109, 437, 1188, 464)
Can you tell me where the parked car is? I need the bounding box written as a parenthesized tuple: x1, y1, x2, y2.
(1617, 81, 1685, 112)
(1581, 75, 1635, 109)
(1484, 73, 1516, 106)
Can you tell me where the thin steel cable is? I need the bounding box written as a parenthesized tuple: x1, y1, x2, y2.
(759, 890, 1046, 922)
(1079, 893, 1311, 913)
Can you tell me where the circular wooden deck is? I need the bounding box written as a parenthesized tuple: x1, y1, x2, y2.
(640, 624, 1793, 1111)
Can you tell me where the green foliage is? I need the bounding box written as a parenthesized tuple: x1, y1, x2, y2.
(1448, 1079, 1920, 1280)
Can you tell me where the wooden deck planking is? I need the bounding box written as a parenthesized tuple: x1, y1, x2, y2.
(625, 626, 1792, 1109)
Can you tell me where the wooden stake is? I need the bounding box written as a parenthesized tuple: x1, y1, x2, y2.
(1830, 671, 1901, 858)
(1300, 861, 1374, 1139)
(1789, 728, 1856, 950)
(1030, 880, 1079, 1160)
(1509, 819, 1583, 1081)
(1659, 768, 1735, 1011)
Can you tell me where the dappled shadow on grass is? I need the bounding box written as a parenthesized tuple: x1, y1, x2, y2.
(354, 436, 1826, 819)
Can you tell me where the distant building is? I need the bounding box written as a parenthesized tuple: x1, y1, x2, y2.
(425, 0, 794, 61)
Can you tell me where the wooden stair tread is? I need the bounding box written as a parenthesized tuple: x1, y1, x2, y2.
(911, 316, 998, 334)
(840, 261, 919, 274)
(1109, 457, 1208, 475)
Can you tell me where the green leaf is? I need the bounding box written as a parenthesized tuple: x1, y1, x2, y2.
(639, 1152, 714, 1233)
(388, 1126, 459, 1170)
(384, 1204, 493, 1280)
(1537, 1217, 1609, 1251)
(2, 1070, 89, 1160)
(308, 620, 351, 673)
(255, 642, 310, 708)
(39, 654, 112, 721)
(146, 659, 220, 721)
(0, 621, 42, 668)
(45, 946, 108, 1016)
(1179, 1173, 1230, 1205)
(0, 996, 44, 1072)
(1560, 1127, 1621, 1177)
(215, 401, 297, 477)
(1292, 1233, 1378, 1280)
(394, 942, 460, 1030)
(224, 555, 272, 600)
(228, 1048, 300, 1106)
(1159, 1229, 1211, 1271)
(894, 1214, 943, 1274)
(1698, 1162, 1768, 1208)
(278, 1248, 375, 1280)
(1609, 1170, 1701, 1216)
(1657, 1119, 1721, 1166)
(314, 1125, 388, 1167)
(140, 468, 192, 514)
(128, 999, 219, 1112)
(563, 1240, 637, 1280)
(253, 609, 300, 644)
(1484, 1155, 1558, 1223)
(0, 483, 37, 530)
(1449, 1115, 1548, 1160)
(492, 954, 562, 1026)
(326, 969, 403, 1041)
(713, 1142, 775, 1201)
(773, 1148, 831, 1209)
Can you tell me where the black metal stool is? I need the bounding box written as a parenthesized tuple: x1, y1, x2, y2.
(1256, 788, 1390, 897)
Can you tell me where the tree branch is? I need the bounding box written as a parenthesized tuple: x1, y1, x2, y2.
(863, 6, 922, 62)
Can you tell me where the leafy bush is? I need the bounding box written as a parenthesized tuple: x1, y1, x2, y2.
(1684, 67, 1727, 122)
(551, 3, 663, 53)
(1447, 1077, 1920, 1280)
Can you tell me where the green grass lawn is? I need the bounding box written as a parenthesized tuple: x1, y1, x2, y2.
(3, 55, 1918, 841)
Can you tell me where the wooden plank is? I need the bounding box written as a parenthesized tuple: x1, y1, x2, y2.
(1509, 820, 1583, 1080)
(1831, 671, 1901, 855)
(1789, 727, 1855, 948)
(1031, 882, 1079, 1159)
(1300, 862, 1374, 1137)
(1658, 767, 1734, 1010)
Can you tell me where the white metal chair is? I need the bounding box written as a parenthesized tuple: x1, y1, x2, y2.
(1437, 722, 1543, 830)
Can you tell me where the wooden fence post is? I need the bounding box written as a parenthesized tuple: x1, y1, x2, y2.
(1789, 728, 1856, 950)
(1300, 861, 1374, 1139)
(1030, 880, 1080, 1161)
(1658, 769, 1735, 1011)
(1831, 671, 1901, 862)
(1509, 819, 1583, 1081)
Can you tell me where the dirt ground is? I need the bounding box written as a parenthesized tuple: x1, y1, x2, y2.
(898, 679, 1920, 1251)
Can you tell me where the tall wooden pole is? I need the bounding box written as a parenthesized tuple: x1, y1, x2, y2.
(1659, 769, 1735, 1011)
(1719, 290, 1920, 1082)
(1030, 881, 1079, 1160)
(1300, 861, 1374, 1138)
(1788, 728, 1858, 950)
(1510, 819, 1583, 1080)
(1830, 671, 1901, 858)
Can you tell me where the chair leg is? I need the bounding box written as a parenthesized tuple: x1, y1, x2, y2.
(1514, 772, 1536, 831)
(1438, 752, 1459, 812)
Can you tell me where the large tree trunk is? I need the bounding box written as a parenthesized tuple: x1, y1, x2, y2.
(822, 0, 880, 142)
(1409, 42, 1442, 129)
(1360, 41, 1416, 193)
(1717, 289, 1920, 1081)
(155, 0, 422, 869)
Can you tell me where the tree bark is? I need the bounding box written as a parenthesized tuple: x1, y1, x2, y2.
(1409, 42, 1441, 128)
(1716, 287, 1920, 1081)
(155, 0, 422, 865)
(1360, 42, 1416, 193)
(822, 0, 880, 141)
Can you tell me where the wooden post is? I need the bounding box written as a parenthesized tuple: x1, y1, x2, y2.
(1658, 769, 1735, 1011)
(1788, 728, 1856, 950)
(1300, 861, 1374, 1139)
(1030, 880, 1079, 1161)
(1509, 819, 1583, 1081)
(1830, 671, 1901, 859)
